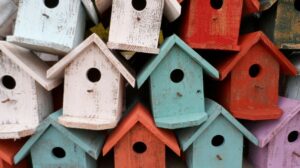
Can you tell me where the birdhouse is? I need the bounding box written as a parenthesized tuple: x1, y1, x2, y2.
(245, 97, 300, 168)
(212, 31, 297, 120)
(47, 34, 136, 130)
(176, 98, 258, 168)
(137, 34, 219, 129)
(0, 0, 17, 39)
(284, 52, 300, 99)
(260, 0, 300, 49)
(0, 41, 61, 139)
(102, 102, 181, 168)
(179, 0, 259, 51)
(259, 0, 277, 11)
(0, 139, 29, 168)
(6, 0, 98, 55)
(14, 111, 106, 168)
(107, 0, 181, 54)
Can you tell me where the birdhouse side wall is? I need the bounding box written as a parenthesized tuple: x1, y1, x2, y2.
(108, 0, 164, 49)
(247, 143, 269, 168)
(179, 0, 242, 50)
(63, 44, 122, 120)
(191, 116, 244, 168)
(230, 43, 280, 109)
(0, 0, 17, 38)
(30, 127, 87, 168)
(35, 81, 53, 124)
(0, 54, 39, 127)
(150, 46, 205, 118)
(284, 76, 300, 100)
(114, 123, 165, 168)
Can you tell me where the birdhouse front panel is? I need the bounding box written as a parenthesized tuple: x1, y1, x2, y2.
(186, 115, 244, 168)
(179, 0, 242, 51)
(7, 0, 86, 55)
(30, 127, 90, 168)
(228, 43, 280, 119)
(108, 0, 164, 53)
(273, 0, 300, 49)
(149, 45, 207, 128)
(62, 44, 122, 128)
(114, 123, 165, 168)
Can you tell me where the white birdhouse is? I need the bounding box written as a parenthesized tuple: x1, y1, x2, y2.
(0, 0, 17, 39)
(0, 41, 62, 139)
(7, 0, 98, 55)
(47, 34, 135, 130)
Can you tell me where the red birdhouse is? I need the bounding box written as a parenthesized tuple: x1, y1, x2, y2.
(0, 139, 29, 168)
(102, 102, 181, 168)
(213, 31, 297, 120)
(179, 0, 259, 51)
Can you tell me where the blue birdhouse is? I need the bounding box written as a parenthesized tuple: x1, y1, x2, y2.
(137, 34, 219, 129)
(176, 98, 258, 168)
(7, 0, 98, 55)
(13, 110, 106, 168)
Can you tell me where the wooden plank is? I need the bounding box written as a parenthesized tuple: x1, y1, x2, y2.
(82, 0, 99, 24)
(0, 0, 17, 38)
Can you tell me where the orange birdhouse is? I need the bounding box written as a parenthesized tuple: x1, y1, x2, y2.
(212, 31, 297, 120)
(102, 102, 181, 168)
(0, 139, 29, 168)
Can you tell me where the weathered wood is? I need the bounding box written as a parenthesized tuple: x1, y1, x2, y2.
(137, 35, 219, 129)
(0, 0, 17, 39)
(176, 98, 258, 168)
(47, 34, 135, 130)
(0, 41, 60, 139)
(245, 97, 300, 168)
(14, 111, 106, 168)
(103, 102, 180, 168)
(81, 0, 99, 24)
(7, 0, 87, 55)
(213, 31, 296, 120)
(260, 0, 277, 11)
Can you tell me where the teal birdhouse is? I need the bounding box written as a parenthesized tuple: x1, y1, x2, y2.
(7, 0, 98, 55)
(137, 35, 219, 129)
(13, 110, 106, 168)
(176, 98, 258, 168)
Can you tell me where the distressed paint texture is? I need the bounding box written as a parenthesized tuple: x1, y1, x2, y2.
(0, 0, 17, 39)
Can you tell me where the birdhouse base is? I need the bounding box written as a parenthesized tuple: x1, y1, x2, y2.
(154, 112, 208, 129)
(6, 36, 71, 56)
(230, 107, 283, 120)
(107, 42, 160, 54)
(58, 115, 120, 130)
(183, 40, 240, 51)
(280, 43, 300, 50)
(0, 124, 35, 139)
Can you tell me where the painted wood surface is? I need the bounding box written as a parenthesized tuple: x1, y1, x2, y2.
(243, 0, 260, 15)
(179, 0, 242, 51)
(107, 0, 164, 53)
(212, 31, 296, 120)
(7, 0, 86, 55)
(0, 0, 17, 39)
(14, 111, 106, 168)
(47, 34, 135, 130)
(81, 0, 99, 24)
(245, 97, 300, 168)
(260, 0, 277, 11)
(137, 35, 219, 129)
(176, 98, 257, 168)
(0, 139, 29, 168)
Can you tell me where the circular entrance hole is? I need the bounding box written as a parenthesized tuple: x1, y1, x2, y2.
(288, 131, 299, 143)
(52, 147, 66, 158)
(2, 75, 16, 90)
(295, 0, 300, 11)
(132, 0, 147, 11)
(170, 69, 184, 83)
(210, 0, 223, 9)
(211, 135, 224, 147)
(87, 68, 101, 83)
(133, 142, 147, 154)
(44, 0, 59, 8)
(249, 64, 261, 78)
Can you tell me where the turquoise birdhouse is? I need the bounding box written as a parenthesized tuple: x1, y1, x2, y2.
(137, 34, 219, 129)
(176, 98, 258, 168)
(7, 0, 98, 55)
(13, 110, 106, 168)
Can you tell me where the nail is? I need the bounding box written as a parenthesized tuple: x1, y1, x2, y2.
(216, 154, 222, 160)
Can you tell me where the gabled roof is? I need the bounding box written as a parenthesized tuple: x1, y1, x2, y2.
(243, 97, 300, 148)
(0, 41, 62, 91)
(102, 102, 181, 156)
(81, 0, 99, 24)
(259, 0, 277, 11)
(243, 0, 260, 15)
(176, 98, 258, 151)
(47, 33, 136, 87)
(137, 34, 219, 88)
(0, 139, 27, 166)
(216, 31, 297, 80)
(14, 110, 106, 164)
